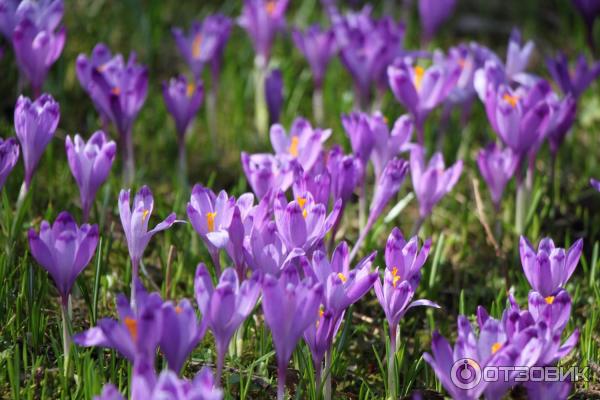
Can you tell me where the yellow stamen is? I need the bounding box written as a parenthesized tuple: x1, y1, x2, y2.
(289, 136, 299, 157)
(391, 267, 401, 287)
(206, 212, 217, 233)
(142, 209, 149, 221)
(316, 306, 324, 328)
(297, 197, 307, 209)
(266, 0, 276, 15)
(192, 34, 203, 59)
(302, 209, 308, 219)
(111, 87, 121, 96)
(186, 83, 195, 97)
(337, 273, 347, 283)
(124, 317, 138, 342)
(545, 296, 555, 305)
(413, 66, 425, 91)
(491, 342, 502, 354)
(175, 306, 183, 314)
(502, 93, 519, 108)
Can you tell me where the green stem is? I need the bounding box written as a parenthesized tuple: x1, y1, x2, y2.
(254, 56, 268, 137)
(61, 298, 71, 377)
(313, 86, 324, 126)
(387, 326, 398, 400)
(323, 350, 332, 400)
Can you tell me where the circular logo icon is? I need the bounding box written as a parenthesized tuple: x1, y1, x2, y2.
(451, 358, 482, 390)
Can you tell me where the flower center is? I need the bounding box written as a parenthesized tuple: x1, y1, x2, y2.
(266, 0, 276, 15)
(413, 66, 425, 91)
(289, 136, 299, 157)
(186, 83, 195, 97)
(111, 87, 121, 96)
(206, 212, 217, 232)
(175, 306, 183, 314)
(192, 33, 203, 59)
(316, 305, 324, 327)
(502, 93, 519, 108)
(297, 196, 308, 219)
(124, 317, 138, 342)
(337, 273, 347, 283)
(491, 342, 502, 354)
(545, 296, 555, 305)
(391, 267, 401, 287)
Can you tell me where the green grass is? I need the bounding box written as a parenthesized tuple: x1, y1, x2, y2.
(1, 0, 600, 398)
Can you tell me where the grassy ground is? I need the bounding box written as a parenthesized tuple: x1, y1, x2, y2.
(0, 0, 599, 398)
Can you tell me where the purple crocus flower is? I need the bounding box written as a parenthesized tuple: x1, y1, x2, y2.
(375, 243, 438, 400)
(303, 242, 377, 381)
(96, 366, 223, 400)
(375, 228, 440, 344)
(265, 68, 283, 124)
(224, 195, 256, 278)
(244, 215, 306, 278)
(187, 185, 236, 274)
(546, 93, 577, 156)
(368, 157, 410, 225)
(14, 94, 59, 189)
(28, 211, 99, 305)
(195, 264, 260, 380)
(423, 315, 542, 400)
(418, 0, 456, 42)
(0, 0, 19, 39)
(262, 269, 323, 400)
(65, 131, 117, 221)
(326, 145, 360, 207)
(333, 6, 405, 108)
(410, 145, 463, 219)
(12, 0, 66, 95)
(547, 53, 600, 99)
(86, 49, 148, 138)
(384, 227, 432, 289)
(74, 281, 164, 364)
(292, 166, 332, 208)
(162, 75, 204, 139)
(350, 158, 410, 262)
(0, 136, 19, 190)
(374, 271, 438, 354)
(505, 29, 535, 80)
(172, 15, 233, 80)
(75, 43, 113, 124)
(371, 114, 413, 180)
(388, 57, 460, 143)
(341, 112, 376, 169)
(118, 186, 177, 283)
(241, 152, 294, 199)
(291, 25, 337, 89)
(519, 236, 583, 298)
(476, 143, 519, 209)
(270, 117, 331, 173)
(238, 0, 290, 63)
(78, 46, 148, 182)
(483, 81, 552, 156)
(159, 299, 205, 374)
(273, 191, 341, 254)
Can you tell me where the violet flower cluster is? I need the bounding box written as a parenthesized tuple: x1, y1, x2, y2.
(425, 235, 582, 399)
(0, 0, 66, 94)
